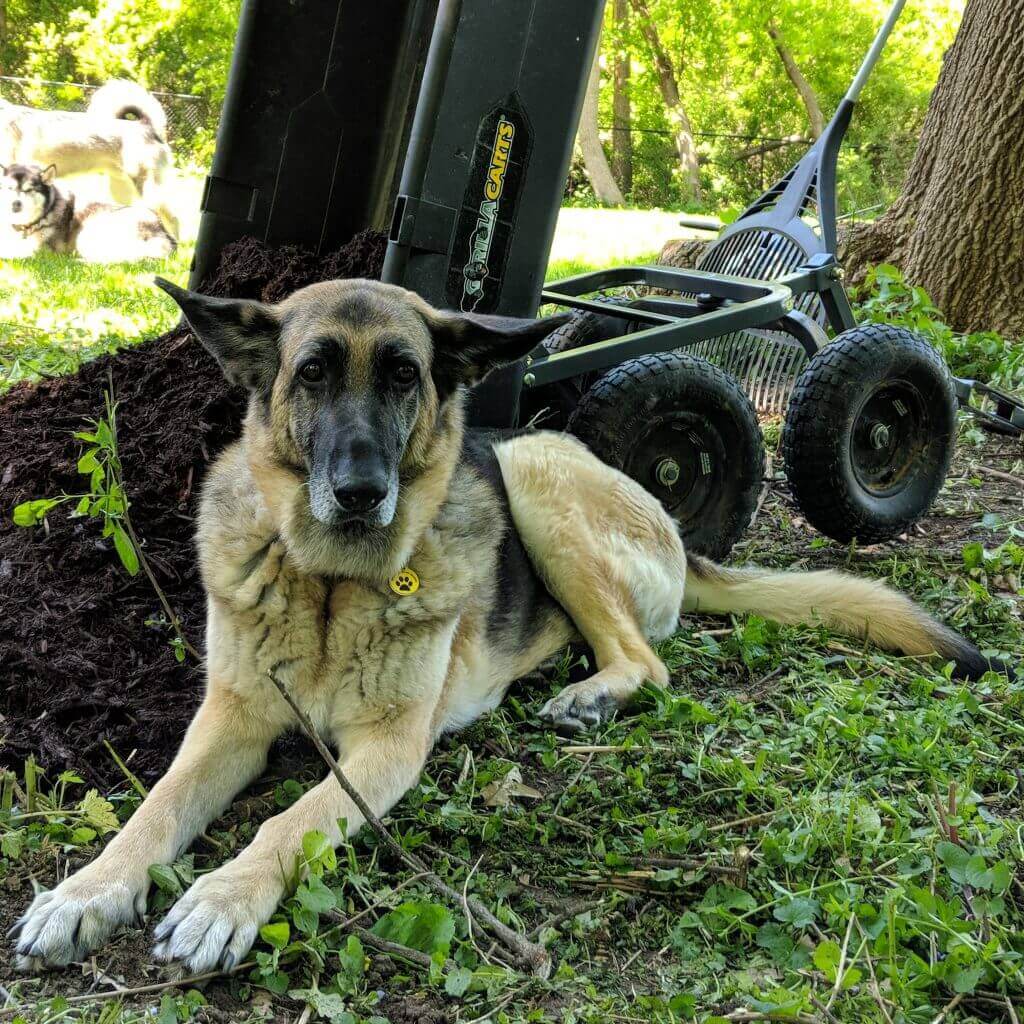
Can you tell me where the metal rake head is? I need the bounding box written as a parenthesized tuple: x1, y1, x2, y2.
(692, 226, 824, 416)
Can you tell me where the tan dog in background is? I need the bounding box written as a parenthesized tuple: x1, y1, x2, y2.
(12, 277, 1005, 973)
(0, 80, 178, 238)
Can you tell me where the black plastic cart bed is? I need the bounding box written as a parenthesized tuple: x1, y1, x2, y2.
(192, 0, 1024, 560)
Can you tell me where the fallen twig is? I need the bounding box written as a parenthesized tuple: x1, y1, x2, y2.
(1006, 994, 1022, 1024)
(267, 670, 551, 977)
(559, 744, 647, 755)
(808, 994, 841, 1024)
(930, 991, 964, 1024)
(971, 463, 1024, 489)
(721, 1010, 816, 1023)
(855, 918, 895, 1024)
(351, 924, 452, 972)
(824, 913, 856, 1012)
(708, 810, 778, 833)
(625, 855, 743, 877)
(527, 899, 605, 941)
(0, 963, 254, 1018)
(294, 987, 316, 1024)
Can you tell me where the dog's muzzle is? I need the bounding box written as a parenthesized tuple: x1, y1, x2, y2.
(309, 471, 399, 529)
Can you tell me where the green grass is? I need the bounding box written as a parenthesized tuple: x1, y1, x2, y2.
(2, 461, 1022, 1023)
(0, 244, 192, 391)
(1, 206, 1022, 1023)
(545, 252, 660, 283)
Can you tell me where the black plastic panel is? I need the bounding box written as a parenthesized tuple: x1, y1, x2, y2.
(191, 0, 438, 286)
(382, 0, 604, 425)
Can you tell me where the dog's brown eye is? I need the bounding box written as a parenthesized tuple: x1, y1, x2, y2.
(298, 359, 325, 385)
(392, 363, 417, 387)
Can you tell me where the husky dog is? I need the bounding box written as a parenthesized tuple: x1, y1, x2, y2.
(11, 278, 1010, 973)
(0, 163, 175, 261)
(0, 163, 75, 257)
(0, 79, 178, 237)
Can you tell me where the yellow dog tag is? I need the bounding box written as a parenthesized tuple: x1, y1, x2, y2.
(389, 568, 420, 596)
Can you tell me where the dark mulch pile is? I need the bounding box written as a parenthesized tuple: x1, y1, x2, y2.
(0, 231, 387, 788)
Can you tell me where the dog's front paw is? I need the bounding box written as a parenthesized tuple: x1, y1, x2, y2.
(10, 869, 146, 970)
(539, 682, 618, 733)
(153, 860, 280, 973)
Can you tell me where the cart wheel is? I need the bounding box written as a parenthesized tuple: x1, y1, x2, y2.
(518, 304, 628, 429)
(567, 352, 765, 559)
(782, 324, 956, 544)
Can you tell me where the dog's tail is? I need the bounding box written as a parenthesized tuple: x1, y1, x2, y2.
(683, 552, 1013, 681)
(87, 80, 168, 141)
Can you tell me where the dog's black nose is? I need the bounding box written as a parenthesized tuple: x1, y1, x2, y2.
(333, 482, 387, 514)
(11, 200, 21, 212)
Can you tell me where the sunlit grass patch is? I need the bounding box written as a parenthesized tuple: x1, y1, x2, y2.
(0, 244, 192, 391)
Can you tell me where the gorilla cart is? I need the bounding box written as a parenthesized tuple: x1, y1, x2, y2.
(192, 0, 1024, 559)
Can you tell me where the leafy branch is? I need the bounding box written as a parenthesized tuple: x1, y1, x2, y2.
(12, 384, 200, 662)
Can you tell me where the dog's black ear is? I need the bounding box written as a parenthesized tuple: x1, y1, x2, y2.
(155, 277, 280, 393)
(40, 164, 57, 184)
(428, 310, 570, 398)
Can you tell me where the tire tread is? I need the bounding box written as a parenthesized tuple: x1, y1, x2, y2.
(782, 324, 955, 544)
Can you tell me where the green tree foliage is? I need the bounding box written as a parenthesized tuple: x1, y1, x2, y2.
(2, 0, 238, 107)
(2, 0, 960, 209)
(586, 0, 962, 210)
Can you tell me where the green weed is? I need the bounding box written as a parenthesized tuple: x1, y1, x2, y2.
(855, 263, 1024, 396)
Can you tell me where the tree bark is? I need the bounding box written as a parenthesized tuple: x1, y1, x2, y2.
(766, 19, 824, 139)
(841, 0, 1024, 337)
(0, 0, 7, 69)
(578, 32, 626, 207)
(631, 0, 702, 203)
(611, 0, 633, 194)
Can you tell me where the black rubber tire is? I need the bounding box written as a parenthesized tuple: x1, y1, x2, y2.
(518, 304, 629, 430)
(567, 352, 765, 559)
(782, 324, 957, 544)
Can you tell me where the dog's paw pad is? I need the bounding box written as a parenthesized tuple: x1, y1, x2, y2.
(538, 685, 618, 733)
(153, 865, 275, 973)
(13, 876, 143, 969)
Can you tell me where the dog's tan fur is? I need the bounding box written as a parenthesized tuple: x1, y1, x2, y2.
(13, 279, 1005, 973)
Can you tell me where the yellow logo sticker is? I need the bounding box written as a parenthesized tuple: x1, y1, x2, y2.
(389, 568, 420, 596)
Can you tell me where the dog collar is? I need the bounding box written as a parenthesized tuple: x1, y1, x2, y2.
(389, 568, 420, 596)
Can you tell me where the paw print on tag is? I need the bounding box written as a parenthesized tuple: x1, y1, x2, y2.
(389, 568, 420, 596)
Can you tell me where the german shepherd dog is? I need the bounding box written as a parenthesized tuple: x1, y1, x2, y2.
(0, 80, 178, 238)
(12, 278, 1008, 973)
(0, 163, 175, 262)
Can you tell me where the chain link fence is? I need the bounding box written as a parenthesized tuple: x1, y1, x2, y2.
(0, 76, 217, 165)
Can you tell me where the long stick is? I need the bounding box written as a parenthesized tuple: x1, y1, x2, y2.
(266, 671, 551, 977)
(0, 965, 254, 1018)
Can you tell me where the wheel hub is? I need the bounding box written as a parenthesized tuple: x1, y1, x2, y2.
(851, 382, 928, 497)
(625, 415, 721, 518)
(655, 458, 681, 487)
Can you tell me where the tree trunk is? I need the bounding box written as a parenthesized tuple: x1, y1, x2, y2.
(631, 0, 702, 203)
(841, 0, 1024, 337)
(766, 19, 824, 139)
(578, 33, 626, 207)
(611, 0, 633, 194)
